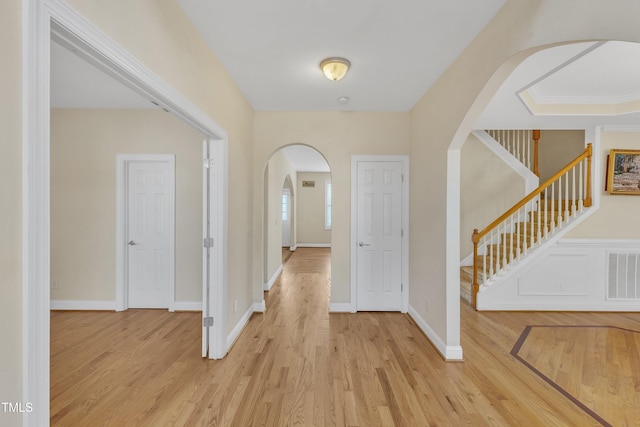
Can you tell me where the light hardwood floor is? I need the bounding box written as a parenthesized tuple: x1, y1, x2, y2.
(51, 247, 640, 426)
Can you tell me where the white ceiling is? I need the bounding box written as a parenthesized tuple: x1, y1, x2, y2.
(528, 41, 640, 104)
(475, 41, 640, 130)
(50, 41, 155, 109)
(50, 4, 640, 157)
(280, 145, 330, 172)
(176, 0, 507, 111)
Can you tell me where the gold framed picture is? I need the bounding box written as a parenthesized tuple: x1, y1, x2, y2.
(607, 149, 640, 195)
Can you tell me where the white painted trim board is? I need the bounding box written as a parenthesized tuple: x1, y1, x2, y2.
(24, 2, 229, 424)
(264, 264, 283, 291)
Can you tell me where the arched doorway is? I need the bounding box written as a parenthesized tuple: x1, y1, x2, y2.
(449, 39, 640, 325)
(262, 144, 332, 298)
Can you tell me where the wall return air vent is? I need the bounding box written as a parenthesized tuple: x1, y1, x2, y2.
(608, 252, 640, 300)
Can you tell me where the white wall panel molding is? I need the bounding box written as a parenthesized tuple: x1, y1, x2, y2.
(478, 238, 640, 311)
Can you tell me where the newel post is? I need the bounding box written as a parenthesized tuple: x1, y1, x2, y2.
(585, 143, 593, 207)
(532, 129, 540, 177)
(472, 229, 479, 310)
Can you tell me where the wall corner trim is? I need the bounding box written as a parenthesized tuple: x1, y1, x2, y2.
(408, 304, 464, 361)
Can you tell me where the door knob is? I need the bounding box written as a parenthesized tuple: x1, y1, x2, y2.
(358, 242, 371, 247)
(128, 240, 139, 246)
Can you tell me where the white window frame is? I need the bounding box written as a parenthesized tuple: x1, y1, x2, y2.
(282, 189, 290, 221)
(325, 180, 332, 230)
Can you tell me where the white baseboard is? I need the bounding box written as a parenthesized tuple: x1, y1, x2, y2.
(264, 264, 283, 291)
(253, 300, 266, 312)
(174, 301, 202, 311)
(226, 304, 255, 351)
(408, 304, 464, 361)
(225, 300, 267, 352)
(50, 300, 116, 311)
(329, 303, 353, 312)
(478, 301, 640, 311)
(296, 243, 331, 248)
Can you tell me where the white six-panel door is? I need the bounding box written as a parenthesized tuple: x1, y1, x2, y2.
(356, 161, 403, 311)
(127, 161, 172, 308)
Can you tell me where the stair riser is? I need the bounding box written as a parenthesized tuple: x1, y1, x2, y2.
(501, 236, 536, 247)
(537, 200, 582, 211)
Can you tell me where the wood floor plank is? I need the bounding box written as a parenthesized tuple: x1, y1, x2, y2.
(51, 247, 640, 426)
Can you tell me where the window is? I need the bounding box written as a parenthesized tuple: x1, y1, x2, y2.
(325, 180, 332, 230)
(282, 190, 290, 221)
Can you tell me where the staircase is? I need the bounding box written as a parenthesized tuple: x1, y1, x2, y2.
(462, 132, 593, 309)
(460, 199, 577, 304)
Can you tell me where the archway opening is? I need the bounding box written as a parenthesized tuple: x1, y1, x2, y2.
(262, 144, 332, 305)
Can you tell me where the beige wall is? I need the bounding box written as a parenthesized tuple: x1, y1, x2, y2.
(265, 150, 296, 282)
(409, 0, 640, 344)
(460, 134, 526, 258)
(567, 131, 640, 239)
(253, 112, 410, 304)
(9, 0, 640, 417)
(50, 109, 204, 303)
(297, 172, 332, 245)
(0, 0, 22, 417)
(56, 1, 255, 331)
(538, 130, 585, 182)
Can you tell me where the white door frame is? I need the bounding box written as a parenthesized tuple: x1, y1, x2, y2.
(23, 1, 228, 424)
(202, 139, 228, 359)
(116, 154, 176, 312)
(350, 155, 410, 313)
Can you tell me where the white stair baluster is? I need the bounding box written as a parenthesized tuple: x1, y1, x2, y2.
(571, 167, 576, 217)
(564, 171, 570, 223)
(579, 159, 584, 211)
(557, 175, 563, 227)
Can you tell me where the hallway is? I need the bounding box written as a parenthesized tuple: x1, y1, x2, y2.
(51, 248, 638, 425)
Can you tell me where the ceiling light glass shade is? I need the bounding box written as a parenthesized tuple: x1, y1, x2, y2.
(320, 57, 351, 81)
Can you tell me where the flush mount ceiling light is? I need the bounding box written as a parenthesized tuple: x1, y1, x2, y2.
(320, 57, 351, 81)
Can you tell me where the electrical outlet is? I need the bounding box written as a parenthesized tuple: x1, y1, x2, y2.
(51, 281, 59, 290)
(234, 300, 238, 313)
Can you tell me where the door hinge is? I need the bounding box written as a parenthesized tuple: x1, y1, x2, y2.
(203, 317, 214, 327)
(203, 237, 214, 248)
(401, 228, 404, 237)
(401, 174, 404, 183)
(401, 283, 404, 292)
(203, 158, 214, 169)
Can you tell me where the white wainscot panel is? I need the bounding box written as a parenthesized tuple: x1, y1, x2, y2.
(518, 253, 590, 297)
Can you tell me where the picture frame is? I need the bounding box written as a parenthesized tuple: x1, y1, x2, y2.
(607, 149, 640, 195)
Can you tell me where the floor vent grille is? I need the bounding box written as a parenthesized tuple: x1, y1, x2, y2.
(608, 252, 640, 300)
